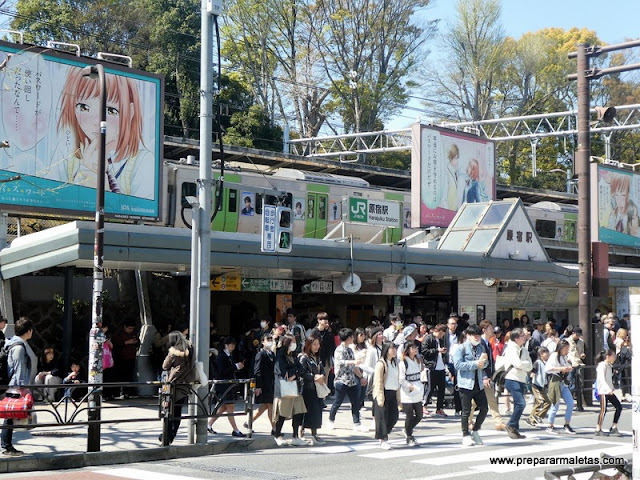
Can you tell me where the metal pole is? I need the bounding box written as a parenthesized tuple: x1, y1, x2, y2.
(603, 133, 612, 160)
(576, 45, 593, 369)
(195, 0, 214, 444)
(87, 63, 107, 452)
(566, 168, 572, 194)
(531, 139, 539, 177)
(62, 266, 74, 376)
(187, 199, 200, 444)
(630, 287, 640, 480)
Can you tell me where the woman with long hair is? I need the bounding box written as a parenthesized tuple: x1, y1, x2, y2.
(595, 349, 623, 436)
(399, 342, 423, 446)
(161, 331, 195, 445)
(350, 327, 369, 410)
(372, 342, 399, 450)
(299, 336, 326, 445)
(34, 347, 62, 402)
(272, 334, 307, 446)
(545, 339, 576, 435)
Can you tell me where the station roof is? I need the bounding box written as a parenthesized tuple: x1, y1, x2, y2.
(2, 221, 638, 289)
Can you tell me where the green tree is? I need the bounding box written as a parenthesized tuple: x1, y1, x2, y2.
(427, 0, 506, 121)
(224, 104, 283, 151)
(314, 0, 434, 132)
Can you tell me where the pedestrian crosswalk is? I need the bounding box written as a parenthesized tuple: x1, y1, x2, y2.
(317, 428, 632, 479)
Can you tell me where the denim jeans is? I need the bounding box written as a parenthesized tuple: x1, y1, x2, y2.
(548, 383, 574, 425)
(504, 379, 526, 430)
(329, 382, 361, 424)
(0, 418, 13, 449)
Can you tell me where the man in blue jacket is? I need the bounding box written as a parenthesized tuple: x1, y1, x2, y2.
(454, 324, 489, 446)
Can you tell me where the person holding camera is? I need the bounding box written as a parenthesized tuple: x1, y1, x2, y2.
(545, 339, 576, 435)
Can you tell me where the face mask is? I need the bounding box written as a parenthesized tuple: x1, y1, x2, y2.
(470, 338, 481, 346)
(289, 343, 297, 352)
(260, 321, 268, 329)
(265, 341, 273, 349)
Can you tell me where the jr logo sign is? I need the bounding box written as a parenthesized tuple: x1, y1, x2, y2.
(349, 198, 368, 222)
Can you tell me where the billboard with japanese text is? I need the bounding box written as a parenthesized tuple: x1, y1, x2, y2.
(595, 164, 640, 248)
(410, 124, 495, 228)
(0, 41, 163, 220)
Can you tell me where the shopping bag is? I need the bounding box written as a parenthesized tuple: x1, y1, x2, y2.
(315, 381, 330, 399)
(0, 389, 34, 419)
(279, 379, 298, 398)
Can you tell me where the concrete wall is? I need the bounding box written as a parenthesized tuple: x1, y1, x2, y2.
(458, 280, 497, 324)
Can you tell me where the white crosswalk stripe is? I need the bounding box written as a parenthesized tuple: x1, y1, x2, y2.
(336, 428, 632, 479)
(94, 468, 198, 480)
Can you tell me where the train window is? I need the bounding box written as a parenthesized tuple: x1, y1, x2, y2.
(214, 185, 223, 211)
(181, 182, 197, 208)
(307, 196, 315, 219)
(535, 219, 556, 239)
(255, 194, 263, 214)
(318, 196, 327, 220)
(565, 220, 577, 242)
(228, 189, 237, 212)
(284, 193, 293, 208)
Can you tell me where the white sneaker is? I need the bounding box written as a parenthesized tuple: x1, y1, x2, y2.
(326, 420, 335, 431)
(354, 423, 369, 432)
(291, 437, 307, 446)
(274, 436, 286, 446)
(462, 435, 475, 446)
(379, 440, 391, 450)
(471, 431, 483, 445)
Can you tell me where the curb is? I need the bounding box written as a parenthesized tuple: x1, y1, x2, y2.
(0, 436, 278, 473)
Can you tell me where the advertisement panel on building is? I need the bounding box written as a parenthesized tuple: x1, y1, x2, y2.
(595, 164, 640, 248)
(0, 41, 163, 220)
(410, 124, 495, 228)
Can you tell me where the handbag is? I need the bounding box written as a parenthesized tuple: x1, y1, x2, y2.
(279, 378, 299, 398)
(103, 342, 114, 369)
(315, 381, 330, 399)
(0, 388, 34, 419)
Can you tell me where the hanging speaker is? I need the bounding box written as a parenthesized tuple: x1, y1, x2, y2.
(396, 275, 415, 295)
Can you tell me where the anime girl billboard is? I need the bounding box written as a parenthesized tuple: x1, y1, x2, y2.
(410, 124, 495, 228)
(597, 165, 640, 247)
(0, 41, 163, 220)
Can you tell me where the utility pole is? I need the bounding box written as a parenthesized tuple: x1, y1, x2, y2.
(187, 0, 215, 444)
(84, 63, 107, 452)
(574, 44, 592, 370)
(568, 39, 640, 478)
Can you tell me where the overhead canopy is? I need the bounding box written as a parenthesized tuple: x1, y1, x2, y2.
(2, 221, 639, 288)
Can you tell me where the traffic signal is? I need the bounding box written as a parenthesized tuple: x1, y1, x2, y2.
(276, 206, 292, 253)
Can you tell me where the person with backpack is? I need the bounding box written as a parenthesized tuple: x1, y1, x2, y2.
(1, 317, 35, 456)
(545, 339, 576, 435)
(526, 346, 551, 427)
(454, 324, 490, 446)
(399, 342, 423, 446)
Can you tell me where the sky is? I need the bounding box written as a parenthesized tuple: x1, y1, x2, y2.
(387, 0, 640, 129)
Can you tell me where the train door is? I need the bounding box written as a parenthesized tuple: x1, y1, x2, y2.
(211, 186, 239, 232)
(304, 193, 328, 238)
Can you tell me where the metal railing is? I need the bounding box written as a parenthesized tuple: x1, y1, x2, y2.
(0, 379, 256, 452)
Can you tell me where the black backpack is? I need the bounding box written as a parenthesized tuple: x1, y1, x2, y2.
(0, 342, 18, 385)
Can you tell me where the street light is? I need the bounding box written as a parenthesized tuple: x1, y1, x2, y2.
(83, 63, 107, 453)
